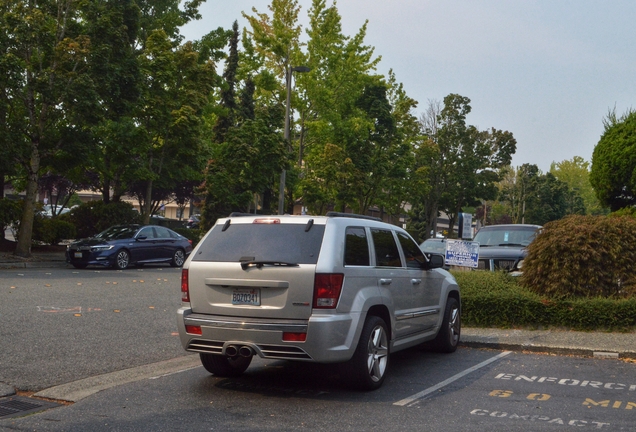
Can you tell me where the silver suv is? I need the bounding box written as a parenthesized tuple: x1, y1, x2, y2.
(177, 212, 461, 390)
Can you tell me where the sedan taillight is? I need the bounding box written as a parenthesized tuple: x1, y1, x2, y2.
(313, 273, 344, 309)
(181, 269, 190, 302)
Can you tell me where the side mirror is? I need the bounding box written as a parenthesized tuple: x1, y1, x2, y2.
(136, 235, 147, 241)
(422, 253, 444, 270)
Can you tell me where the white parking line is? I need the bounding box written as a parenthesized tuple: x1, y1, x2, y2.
(394, 351, 513, 407)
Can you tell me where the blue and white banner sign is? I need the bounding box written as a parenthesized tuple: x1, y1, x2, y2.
(445, 239, 479, 268)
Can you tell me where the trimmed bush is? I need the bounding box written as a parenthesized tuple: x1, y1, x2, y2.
(173, 227, 203, 248)
(68, 201, 142, 239)
(32, 215, 77, 245)
(0, 199, 22, 231)
(521, 215, 636, 299)
(454, 270, 636, 331)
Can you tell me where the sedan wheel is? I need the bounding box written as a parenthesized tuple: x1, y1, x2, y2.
(114, 250, 130, 270)
(170, 249, 186, 267)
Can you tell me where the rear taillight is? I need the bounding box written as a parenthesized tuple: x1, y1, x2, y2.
(185, 325, 202, 335)
(181, 269, 190, 302)
(313, 273, 344, 309)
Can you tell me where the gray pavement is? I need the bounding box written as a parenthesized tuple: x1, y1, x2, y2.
(1, 244, 635, 400)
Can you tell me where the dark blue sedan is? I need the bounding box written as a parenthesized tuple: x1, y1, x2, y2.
(66, 225, 193, 269)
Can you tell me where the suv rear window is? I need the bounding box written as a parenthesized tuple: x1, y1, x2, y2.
(193, 223, 326, 264)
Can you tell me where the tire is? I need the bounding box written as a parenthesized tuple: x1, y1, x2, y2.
(113, 249, 130, 270)
(72, 263, 87, 269)
(430, 297, 461, 353)
(170, 248, 186, 267)
(199, 353, 251, 377)
(342, 315, 390, 391)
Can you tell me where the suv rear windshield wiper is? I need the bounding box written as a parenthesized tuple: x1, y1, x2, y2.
(497, 243, 525, 247)
(240, 261, 299, 270)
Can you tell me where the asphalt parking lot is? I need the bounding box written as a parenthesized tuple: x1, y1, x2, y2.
(1, 267, 635, 430)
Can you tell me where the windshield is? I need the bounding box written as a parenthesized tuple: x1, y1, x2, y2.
(95, 226, 140, 240)
(420, 240, 446, 254)
(474, 226, 539, 247)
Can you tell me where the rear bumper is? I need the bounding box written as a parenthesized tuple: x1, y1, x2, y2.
(177, 307, 361, 363)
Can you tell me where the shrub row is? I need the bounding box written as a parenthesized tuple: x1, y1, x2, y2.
(454, 271, 636, 332)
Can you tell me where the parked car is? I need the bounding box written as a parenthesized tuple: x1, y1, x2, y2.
(186, 214, 200, 229)
(419, 238, 449, 269)
(66, 224, 193, 270)
(473, 224, 542, 275)
(40, 204, 72, 218)
(177, 212, 461, 390)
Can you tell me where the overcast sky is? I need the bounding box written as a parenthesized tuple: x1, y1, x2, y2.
(180, 0, 636, 172)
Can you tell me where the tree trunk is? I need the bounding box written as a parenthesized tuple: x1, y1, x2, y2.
(0, 170, 5, 241)
(143, 179, 153, 224)
(15, 145, 41, 257)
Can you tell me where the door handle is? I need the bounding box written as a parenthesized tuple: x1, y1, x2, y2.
(411, 279, 422, 285)
(379, 278, 392, 285)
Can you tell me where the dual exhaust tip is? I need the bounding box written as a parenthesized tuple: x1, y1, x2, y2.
(225, 345, 254, 358)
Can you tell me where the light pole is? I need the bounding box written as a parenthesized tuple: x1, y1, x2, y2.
(278, 65, 310, 215)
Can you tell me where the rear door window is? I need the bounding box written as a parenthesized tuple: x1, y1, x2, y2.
(371, 229, 402, 267)
(344, 227, 370, 266)
(193, 223, 325, 265)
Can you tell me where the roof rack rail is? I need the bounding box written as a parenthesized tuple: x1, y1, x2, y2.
(325, 211, 382, 222)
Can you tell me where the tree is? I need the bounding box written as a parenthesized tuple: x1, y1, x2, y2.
(498, 164, 584, 226)
(134, 31, 218, 224)
(412, 94, 516, 238)
(1, 0, 91, 257)
(408, 100, 441, 240)
(201, 17, 288, 228)
(590, 109, 636, 211)
(79, 0, 143, 204)
(550, 156, 606, 215)
(298, 0, 388, 214)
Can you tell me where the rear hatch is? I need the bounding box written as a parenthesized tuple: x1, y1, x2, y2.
(188, 217, 326, 320)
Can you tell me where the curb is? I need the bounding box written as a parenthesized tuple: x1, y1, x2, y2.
(0, 383, 15, 398)
(460, 339, 636, 360)
(0, 261, 69, 270)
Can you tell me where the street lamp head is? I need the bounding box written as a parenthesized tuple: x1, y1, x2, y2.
(291, 65, 311, 73)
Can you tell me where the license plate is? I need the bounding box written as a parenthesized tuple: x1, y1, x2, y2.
(232, 288, 260, 306)
(74, 252, 82, 258)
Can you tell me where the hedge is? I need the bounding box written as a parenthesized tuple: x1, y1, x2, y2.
(454, 271, 636, 332)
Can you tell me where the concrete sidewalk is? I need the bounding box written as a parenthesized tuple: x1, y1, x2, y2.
(461, 327, 636, 360)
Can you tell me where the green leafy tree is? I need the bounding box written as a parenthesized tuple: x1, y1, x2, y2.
(298, 0, 386, 214)
(1, 0, 91, 257)
(550, 156, 606, 215)
(498, 164, 584, 225)
(590, 108, 636, 211)
(134, 31, 218, 224)
(243, 0, 304, 214)
(413, 95, 515, 238)
(80, 0, 143, 203)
